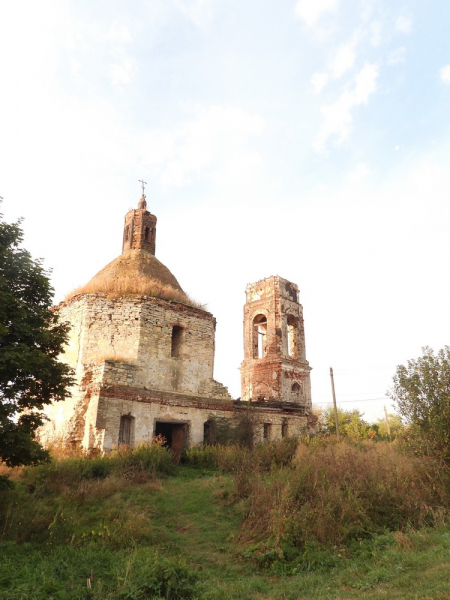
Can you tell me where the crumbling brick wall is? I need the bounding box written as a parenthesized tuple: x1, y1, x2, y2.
(240, 276, 312, 409)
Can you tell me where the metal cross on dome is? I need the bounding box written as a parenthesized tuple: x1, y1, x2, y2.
(138, 179, 147, 196)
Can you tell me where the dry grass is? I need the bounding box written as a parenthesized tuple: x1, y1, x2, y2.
(234, 439, 449, 549)
(64, 274, 207, 311)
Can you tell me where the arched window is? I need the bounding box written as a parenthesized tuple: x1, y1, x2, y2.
(292, 382, 301, 393)
(144, 226, 150, 241)
(171, 326, 183, 357)
(118, 415, 132, 445)
(286, 314, 299, 359)
(252, 314, 267, 359)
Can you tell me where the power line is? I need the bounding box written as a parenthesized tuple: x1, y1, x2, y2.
(314, 397, 389, 404)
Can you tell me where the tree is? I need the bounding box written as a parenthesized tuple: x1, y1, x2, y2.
(315, 407, 376, 439)
(388, 346, 450, 464)
(0, 210, 74, 469)
(374, 413, 403, 439)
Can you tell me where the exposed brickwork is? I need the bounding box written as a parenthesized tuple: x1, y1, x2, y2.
(122, 195, 157, 255)
(38, 201, 315, 453)
(240, 276, 312, 410)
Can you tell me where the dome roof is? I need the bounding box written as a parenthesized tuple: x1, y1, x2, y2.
(88, 249, 184, 292)
(75, 249, 190, 303)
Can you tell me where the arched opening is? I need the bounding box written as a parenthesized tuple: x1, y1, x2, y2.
(281, 420, 288, 438)
(144, 226, 150, 241)
(171, 326, 183, 357)
(292, 382, 301, 394)
(118, 415, 132, 446)
(252, 314, 267, 359)
(124, 226, 130, 242)
(286, 314, 299, 359)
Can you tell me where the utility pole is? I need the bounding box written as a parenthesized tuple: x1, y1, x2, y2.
(384, 406, 391, 442)
(330, 367, 340, 440)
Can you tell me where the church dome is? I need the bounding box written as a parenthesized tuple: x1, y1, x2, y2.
(65, 192, 200, 306)
(87, 249, 184, 293)
(85, 248, 186, 297)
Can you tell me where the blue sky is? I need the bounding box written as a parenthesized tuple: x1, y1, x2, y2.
(1, 0, 450, 421)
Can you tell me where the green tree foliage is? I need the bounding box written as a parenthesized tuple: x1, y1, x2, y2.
(0, 211, 74, 469)
(388, 346, 450, 464)
(316, 407, 376, 439)
(374, 413, 403, 439)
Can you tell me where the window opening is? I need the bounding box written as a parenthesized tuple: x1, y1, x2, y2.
(286, 315, 299, 359)
(171, 326, 183, 358)
(252, 314, 267, 359)
(281, 421, 288, 438)
(144, 226, 150, 241)
(263, 423, 271, 442)
(292, 382, 301, 393)
(118, 415, 132, 445)
(124, 226, 130, 242)
(203, 420, 212, 444)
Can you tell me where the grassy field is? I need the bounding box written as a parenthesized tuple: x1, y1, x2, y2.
(1, 441, 450, 599)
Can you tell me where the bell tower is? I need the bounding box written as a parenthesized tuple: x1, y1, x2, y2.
(240, 276, 312, 410)
(122, 194, 157, 255)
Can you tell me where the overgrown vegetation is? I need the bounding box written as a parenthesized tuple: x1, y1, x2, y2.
(1, 437, 450, 598)
(65, 274, 206, 311)
(389, 345, 450, 466)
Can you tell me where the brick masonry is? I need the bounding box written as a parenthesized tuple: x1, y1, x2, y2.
(240, 276, 312, 409)
(38, 200, 313, 452)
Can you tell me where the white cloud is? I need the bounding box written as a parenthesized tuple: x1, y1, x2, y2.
(387, 47, 406, 66)
(369, 21, 382, 47)
(329, 42, 356, 78)
(345, 163, 369, 184)
(175, 0, 214, 27)
(108, 58, 138, 85)
(395, 15, 413, 34)
(314, 63, 378, 152)
(295, 0, 339, 27)
(106, 25, 133, 43)
(311, 72, 329, 94)
(140, 105, 265, 188)
(440, 65, 450, 84)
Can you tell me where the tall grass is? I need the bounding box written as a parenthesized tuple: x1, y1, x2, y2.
(65, 274, 206, 311)
(0, 442, 174, 548)
(236, 439, 449, 549)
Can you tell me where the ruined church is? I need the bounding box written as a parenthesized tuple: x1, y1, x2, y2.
(39, 192, 314, 453)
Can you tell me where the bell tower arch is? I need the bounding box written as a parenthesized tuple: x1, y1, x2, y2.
(240, 276, 312, 409)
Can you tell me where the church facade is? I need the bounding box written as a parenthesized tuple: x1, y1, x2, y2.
(38, 193, 314, 453)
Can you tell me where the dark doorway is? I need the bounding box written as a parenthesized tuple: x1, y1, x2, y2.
(155, 420, 188, 462)
(118, 415, 132, 445)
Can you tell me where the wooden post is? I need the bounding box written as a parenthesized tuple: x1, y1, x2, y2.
(384, 406, 391, 442)
(330, 367, 340, 440)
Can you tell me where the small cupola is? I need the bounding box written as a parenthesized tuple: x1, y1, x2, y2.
(122, 193, 157, 255)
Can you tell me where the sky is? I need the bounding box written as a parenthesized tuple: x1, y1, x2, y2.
(1, 0, 450, 423)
